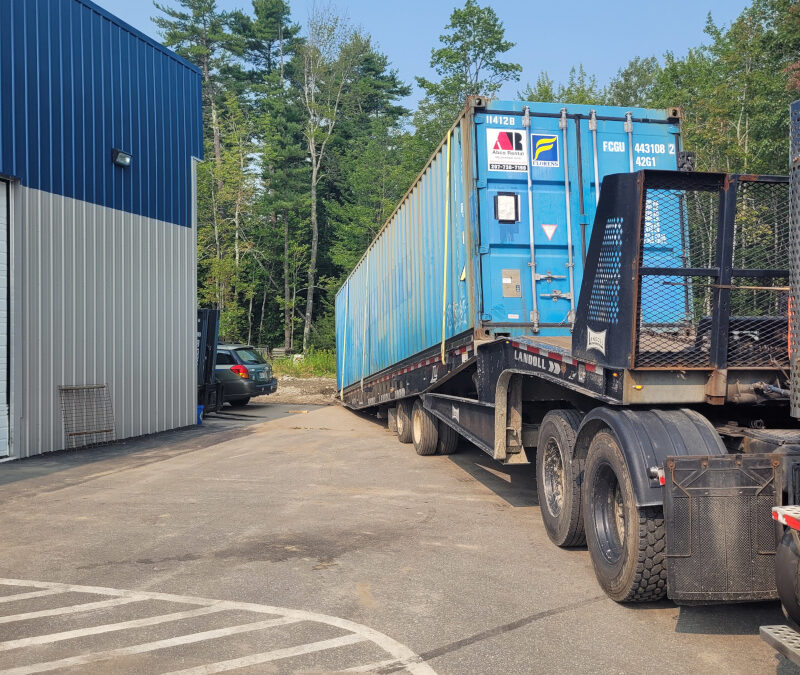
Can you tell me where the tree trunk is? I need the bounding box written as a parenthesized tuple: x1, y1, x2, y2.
(259, 285, 268, 348)
(211, 103, 223, 193)
(303, 164, 319, 353)
(283, 214, 292, 350)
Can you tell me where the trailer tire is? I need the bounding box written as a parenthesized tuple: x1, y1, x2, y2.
(536, 409, 585, 547)
(584, 430, 667, 602)
(437, 421, 460, 455)
(396, 400, 413, 444)
(412, 399, 438, 456)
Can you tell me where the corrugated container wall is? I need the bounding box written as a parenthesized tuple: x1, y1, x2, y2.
(0, 0, 203, 458)
(336, 99, 681, 392)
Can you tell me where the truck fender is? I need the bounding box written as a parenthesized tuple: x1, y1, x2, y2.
(573, 407, 726, 507)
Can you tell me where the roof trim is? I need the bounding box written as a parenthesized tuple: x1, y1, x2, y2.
(75, 0, 202, 75)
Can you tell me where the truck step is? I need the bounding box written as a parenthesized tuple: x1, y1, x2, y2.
(761, 625, 800, 667)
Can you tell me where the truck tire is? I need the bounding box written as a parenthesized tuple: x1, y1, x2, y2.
(412, 399, 438, 456)
(776, 528, 800, 628)
(396, 400, 413, 443)
(437, 420, 459, 455)
(536, 409, 584, 547)
(583, 430, 667, 602)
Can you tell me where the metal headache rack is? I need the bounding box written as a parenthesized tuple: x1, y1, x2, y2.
(573, 170, 790, 385)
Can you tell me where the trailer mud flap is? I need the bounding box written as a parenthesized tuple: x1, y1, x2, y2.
(664, 454, 781, 603)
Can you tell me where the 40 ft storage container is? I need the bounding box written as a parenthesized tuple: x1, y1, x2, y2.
(336, 98, 683, 392)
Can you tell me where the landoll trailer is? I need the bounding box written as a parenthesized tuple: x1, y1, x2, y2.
(336, 97, 799, 604)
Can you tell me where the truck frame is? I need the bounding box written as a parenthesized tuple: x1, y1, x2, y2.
(341, 167, 800, 604)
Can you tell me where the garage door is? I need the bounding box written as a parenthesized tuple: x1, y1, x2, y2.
(0, 181, 8, 457)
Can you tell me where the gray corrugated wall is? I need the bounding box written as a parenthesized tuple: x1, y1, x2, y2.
(10, 184, 196, 458)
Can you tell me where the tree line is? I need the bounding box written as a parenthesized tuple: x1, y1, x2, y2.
(153, 0, 799, 353)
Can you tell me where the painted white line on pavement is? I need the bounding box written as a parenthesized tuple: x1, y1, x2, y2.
(0, 579, 437, 675)
(0, 604, 227, 651)
(0, 598, 142, 625)
(0, 590, 66, 604)
(162, 633, 369, 674)
(0, 616, 301, 675)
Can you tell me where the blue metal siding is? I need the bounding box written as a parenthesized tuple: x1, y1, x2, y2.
(0, 0, 203, 227)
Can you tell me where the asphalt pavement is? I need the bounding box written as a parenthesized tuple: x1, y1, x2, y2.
(0, 399, 797, 673)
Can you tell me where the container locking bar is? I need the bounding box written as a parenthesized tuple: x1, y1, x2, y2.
(590, 110, 600, 207)
(523, 106, 540, 332)
(559, 109, 577, 327)
(625, 111, 634, 172)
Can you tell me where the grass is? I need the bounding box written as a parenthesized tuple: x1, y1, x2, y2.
(270, 349, 336, 378)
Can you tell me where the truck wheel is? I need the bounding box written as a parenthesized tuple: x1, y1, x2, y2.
(583, 430, 667, 602)
(396, 400, 413, 443)
(536, 409, 584, 547)
(437, 421, 459, 455)
(412, 399, 438, 456)
(776, 528, 800, 628)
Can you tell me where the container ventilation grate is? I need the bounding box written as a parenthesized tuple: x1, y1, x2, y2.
(58, 385, 115, 449)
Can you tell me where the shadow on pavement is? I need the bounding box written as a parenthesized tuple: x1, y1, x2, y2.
(675, 601, 786, 635)
(0, 402, 319, 489)
(446, 443, 539, 508)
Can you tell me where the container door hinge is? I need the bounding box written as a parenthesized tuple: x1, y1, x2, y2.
(478, 244, 490, 254)
(480, 313, 492, 321)
(475, 178, 487, 189)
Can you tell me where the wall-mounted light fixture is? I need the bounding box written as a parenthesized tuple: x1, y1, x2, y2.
(111, 148, 132, 168)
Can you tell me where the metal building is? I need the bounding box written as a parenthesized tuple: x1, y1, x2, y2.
(0, 0, 203, 459)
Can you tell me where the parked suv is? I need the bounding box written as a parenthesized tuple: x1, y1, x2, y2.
(215, 344, 277, 407)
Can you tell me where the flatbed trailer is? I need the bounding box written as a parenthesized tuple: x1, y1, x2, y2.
(341, 162, 800, 604)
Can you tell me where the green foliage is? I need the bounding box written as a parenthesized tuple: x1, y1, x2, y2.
(520, 65, 604, 105)
(271, 349, 336, 377)
(415, 0, 521, 150)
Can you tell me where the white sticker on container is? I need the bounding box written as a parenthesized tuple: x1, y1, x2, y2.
(508, 314, 520, 319)
(487, 129, 527, 172)
(502, 276, 512, 284)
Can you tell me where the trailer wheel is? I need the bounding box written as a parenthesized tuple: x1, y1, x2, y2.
(536, 410, 584, 547)
(412, 399, 438, 456)
(396, 400, 413, 444)
(584, 430, 667, 602)
(437, 421, 460, 455)
(776, 528, 800, 628)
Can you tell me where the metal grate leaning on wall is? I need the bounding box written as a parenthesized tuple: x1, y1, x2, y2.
(58, 385, 115, 450)
(791, 100, 800, 418)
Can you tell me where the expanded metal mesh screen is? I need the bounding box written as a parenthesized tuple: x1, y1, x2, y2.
(636, 174, 721, 368)
(791, 101, 800, 417)
(729, 180, 790, 368)
(58, 384, 115, 449)
(635, 173, 789, 370)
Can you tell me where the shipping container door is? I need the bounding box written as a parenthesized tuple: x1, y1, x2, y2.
(476, 111, 582, 333)
(0, 181, 8, 457)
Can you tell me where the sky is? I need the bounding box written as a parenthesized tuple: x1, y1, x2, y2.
(100, 0, 751, 110)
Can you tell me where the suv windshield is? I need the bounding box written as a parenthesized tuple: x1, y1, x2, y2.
(235, 348, 266, 365)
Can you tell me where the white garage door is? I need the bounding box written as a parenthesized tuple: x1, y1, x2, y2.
(0, 181, 8, 457)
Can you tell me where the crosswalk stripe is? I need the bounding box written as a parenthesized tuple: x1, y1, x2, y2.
(162, 633, 369, 674)
(0, 598, 141, 625)
(0, 590, 66, 605)
(0, 604, 227, 651)
(0, 616, 302, 675)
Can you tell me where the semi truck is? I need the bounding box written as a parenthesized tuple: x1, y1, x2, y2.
(335, 97, 798, 606)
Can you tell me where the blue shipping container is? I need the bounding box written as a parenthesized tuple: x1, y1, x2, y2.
(336, 98, 683, 391)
